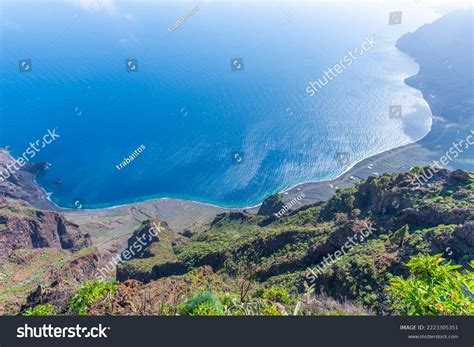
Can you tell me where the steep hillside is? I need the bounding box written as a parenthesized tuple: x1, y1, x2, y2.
(0, 197, 103, 314)
(10, 167, 464, 316)
(0, 197, 91, 259)
(110, 168, 473, 311)
(4, 167, 473, 316)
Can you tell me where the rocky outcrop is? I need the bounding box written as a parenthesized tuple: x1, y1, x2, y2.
(123, 220, 163, 259)
(448, 169, 471, 185)
(210, 211, 252, 227)
(116, 219, 186, 282)
(257, 194, 285, 216)
(117, 261, 190, 283)
(451, 222, 474, 260)
(19, 252, 104, 313)
(0, 200, 91, 259)
(396, 207, 470, 228)
(0, 148, 56, 210)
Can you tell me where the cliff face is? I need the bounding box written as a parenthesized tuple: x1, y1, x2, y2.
(0, 148, 91, 259)
(0, 198, 91, 259)
(116, 219, 186, 282)
(396, 9, 473, 123)
(0, 148, 56, 210)
(395, 9, 474, 177)
(19, 252, 104, 314)
(110, 167, 473, 313)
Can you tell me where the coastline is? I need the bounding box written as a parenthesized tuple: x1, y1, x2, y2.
(1, 123, 435, 214)
(1, 23, 463, 219)
(0, 84, 437, 218)
(0, 115, 439, 217)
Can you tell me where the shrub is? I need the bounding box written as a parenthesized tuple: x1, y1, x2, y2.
(68, 281, 116, 315)
(257, 287, 291, 304)
(223, 298, 283, 316)
(179, 291, 223, 316)
(190, 301, 224, 316)
(386, 254, 473, 315)
(23, 303, 57, 316)
(258, 303, 282, 315)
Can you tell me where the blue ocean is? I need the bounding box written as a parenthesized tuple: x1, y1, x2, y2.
(0, 1, 434, 208)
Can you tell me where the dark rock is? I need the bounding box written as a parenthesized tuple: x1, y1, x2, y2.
(210, 211, 251, 227)
(257, 194, 285, 216)
(397, 207, 470, 228)
(180, 229, 195, 238)
(258, 215, 277, 227)
(447, 169, 471, 185)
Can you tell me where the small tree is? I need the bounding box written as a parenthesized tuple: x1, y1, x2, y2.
(233, 243, 261, 302)
(390, 225, 409, 248)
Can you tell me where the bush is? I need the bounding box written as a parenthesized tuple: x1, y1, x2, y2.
(258, 303, 282, 315)
(386, 254, 473, 315)
(257, 287, 291, 304)
(179, 291, 224, 316)
(68, 281, 116, 315)
(190, 301, 224, 316)
(23, 303, 57, 316)
(222, 297, 283, 316)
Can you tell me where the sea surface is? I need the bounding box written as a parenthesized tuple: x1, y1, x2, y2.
(0, 2, 437, 208)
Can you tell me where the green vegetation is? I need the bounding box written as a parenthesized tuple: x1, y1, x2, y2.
(68, 281, 116, 315)
(257, 287, 291, 304)
(389, 225, 409, 247)
(23, 303, 57, 316)
(386, 254, 473, 315)
(0, 247, 99, 316)
(110, 169, 473, 316)
(179, 291, 224, 316)
(177, 287, 294, 316)
(7, 168, 473, 316)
